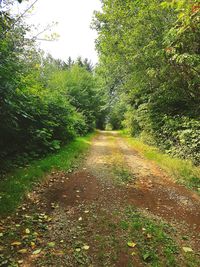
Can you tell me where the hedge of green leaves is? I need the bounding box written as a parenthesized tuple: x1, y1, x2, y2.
(0, 7, 105, 172)
(94, 0, 200, 164)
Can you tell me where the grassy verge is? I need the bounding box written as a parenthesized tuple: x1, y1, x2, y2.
(0, 133, 95, 215)
(120, 206, 199, 267)
(120, 131, 200, 193)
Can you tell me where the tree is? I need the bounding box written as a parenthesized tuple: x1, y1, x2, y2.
(94, 0, 200, 163)
(0, 6, 106, 172)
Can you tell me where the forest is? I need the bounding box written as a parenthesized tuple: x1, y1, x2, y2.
(0, 1, 200, 266)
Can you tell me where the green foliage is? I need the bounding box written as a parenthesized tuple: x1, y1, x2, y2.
(94, 0, 200, 164)
(107, 94, 127, 130)
(0, 7, 104, 173)
(157, 116, 200, 164)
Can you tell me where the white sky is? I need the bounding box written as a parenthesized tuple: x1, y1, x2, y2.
(14, 0, 102, 64)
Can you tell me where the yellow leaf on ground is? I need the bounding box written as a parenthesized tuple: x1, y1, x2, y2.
(25, 228, 30, 234)
(32, 248, 42, 255)
(82, 245, 90, 250)
(84, 210, 89, 213)
(53, 250, 64, 256)
(18, 249, 28, 254)
(127, 242, 137, 248)
(30, 242, 35, 248)
(47, 242, 56, 248)
(182, 247, 193, 253)
(131, 252, 137, 256)
(11, 241, 22, 246)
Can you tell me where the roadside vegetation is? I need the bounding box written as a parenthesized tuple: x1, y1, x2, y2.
(1, 0, 199, 182)
(0, 1, 107, 175)
(0, 134, 94, 215)
(0, 1, 199, 266)
(94, 0, 200, 165)
(120, 131, 200, 194)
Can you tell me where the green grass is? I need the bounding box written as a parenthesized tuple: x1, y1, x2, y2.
(120, 131, 200, 193)
(113, 165, 133, 184)
(121, 207, 178, 266)
(120, 206, 199, 267)
(0, 133, 95, 215)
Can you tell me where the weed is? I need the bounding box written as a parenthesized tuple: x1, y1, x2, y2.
(112, 165, 134, 185)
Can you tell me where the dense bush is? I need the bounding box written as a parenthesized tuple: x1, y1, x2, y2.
(157, 116, 200, 164)
(0, 6, 105, 172)
(94, 0, 200, 164)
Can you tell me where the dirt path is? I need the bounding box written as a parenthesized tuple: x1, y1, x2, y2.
(116, 134, 200, 231)
(1, 131, 200, 266)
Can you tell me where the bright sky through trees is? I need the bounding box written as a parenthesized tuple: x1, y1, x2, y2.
(14, 0, 102, 64)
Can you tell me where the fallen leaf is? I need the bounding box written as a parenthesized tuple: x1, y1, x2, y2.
(53, 250, 64, 256)
(84, 210, 89, 214)
(131, 252, 136, 256)
(18, 260, 24, 264)
(30, 242, 36, 248)
(147, 234, 152, 239)
(0, 233, 3, 237)
(33, 232, 39, 236)
(32, 248, 42, 255)
(25, 228, 30, 234)
(11, 241, 22, 246)
(48, 242, 56, 248)
(18, 249, 28, 254)
(127, 242, 137, 248)
(82, 245, 90, 250)
(182, 247, 193, 253)
(75, 248, 81, 252)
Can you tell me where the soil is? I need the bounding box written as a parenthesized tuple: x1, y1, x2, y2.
(1, 131, 200, 267)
